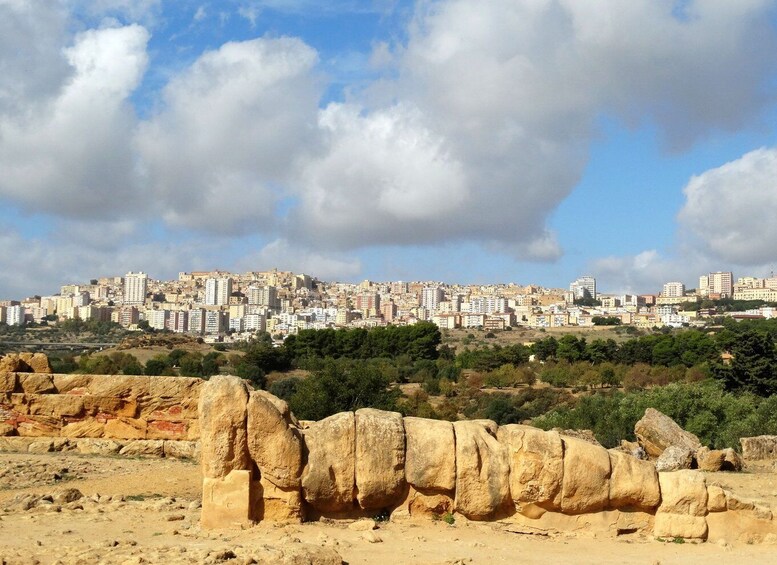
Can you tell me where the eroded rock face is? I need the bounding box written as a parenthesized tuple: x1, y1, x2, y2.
(354, 408, 406, 510)
(198, 376, 250, 479)
(246, 391, 303, 489)
(404, 417, 455, 493)
(740, 435, 777, 461)
(497, 424, 563, 514)
(635, 408, 701, 458)
(301, 412, 355, 514)
(453, 420, 511, 519)
(656, 445, 695, 472)
(0, 353, 52, 374)
(560, 437, 611, 515)
(608, 450, 660, 510)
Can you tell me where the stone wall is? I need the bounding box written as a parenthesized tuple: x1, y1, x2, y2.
(199, 376, 777, 543)
(0, 372, 202, 442)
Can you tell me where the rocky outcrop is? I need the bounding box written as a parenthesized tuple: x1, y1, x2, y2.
(635, 408, 701, 458)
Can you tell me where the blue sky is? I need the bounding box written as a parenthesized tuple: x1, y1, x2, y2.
(1, 0, 777, 298)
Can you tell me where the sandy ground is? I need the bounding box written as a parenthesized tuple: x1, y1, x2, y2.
(1, 453, 776, 564)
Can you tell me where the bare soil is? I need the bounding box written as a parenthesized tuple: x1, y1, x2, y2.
(1, 453, 776, 564)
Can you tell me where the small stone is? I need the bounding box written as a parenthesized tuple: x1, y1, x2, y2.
(348, 519, 377, 531)
(167, 514, 186, 522)
(362, 531, 383, 543)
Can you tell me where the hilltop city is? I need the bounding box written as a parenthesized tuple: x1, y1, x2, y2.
(0, 269, 775, 341)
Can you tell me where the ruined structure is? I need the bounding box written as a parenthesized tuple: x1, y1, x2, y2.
(199, 376, 777, 542)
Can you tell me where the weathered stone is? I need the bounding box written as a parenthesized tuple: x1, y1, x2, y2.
(0, 372, 16, 393)
(0, 422, 14, 436)
(740, 435, 777, 461)
(146, 420, 188, 440)
(163, 440, 199, 460)
(119, 439, 165, 457)
(60, 419, 106, 438)
(656, 445, 694, 472)
(696, 447, 726, 472)
(27, 439, 56, 453)
(16, 417, 59, 437)
(554, 428, 602, 446)
(497, 425, 563, 514)
(722, 448, 744, 471)
(658, 470, 708, 517)
(54, 488, 83, 504)
(560, 437, 611, 515)
(635, 408, 701, 458)
(619, 439, 647, 460)
(104, 417, 147, 439)
(707, 485, 727, 512)
(87, 375, 150, 399)
(148, 376, 202, 399)
(253, 475, 303, 522)
(246, 391, 303, 489)
(17, 374, 56, 394)
(0, 436, 35, 452)
(301, 412, 355, 513)
(355, 408, 405, 510)
(608, 450, 660, 510)
(404, 417, 455, 492)
(199, 375, 250, 479)
(654, 512, 708, 540)
(82, 396, 138, 418)
(75, 438, 123, 455)
(24, 353, 52, 374)
(726, 492, 774, 520)
(0, 355, 28, 373)
(254, 389, 300, 427)
(201, 469, 254, 529)
(453, 420, 511, 519)
(406, 487, 454, 518)
(53, 374, 93, 394)
(27, 394, 84, 418)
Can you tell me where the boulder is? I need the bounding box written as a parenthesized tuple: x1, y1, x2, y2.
(119, 439, 165, 457)
(0, 372, 16, 393)
(354, 408, 406, 510)
(301, 412, 356, 513)
(17, 374, 56, 394)
(696, 447, 726, 472)
(560, 437, 611, 514)
(163, 440, 199, 460)
(655, 470, 709, 540)
(253, 475, 304, 522)
(453, 420, 511, 519)
(655, 445, 694, 472)
(722, 448, 744, 471)
(654, 512, 708, 540)
(553, 428, 602, 446)
(608, 450, 660, 510)
(201, 469, 253, 529)
(740, 435, 777, 461)
(75, 438, 123, 455)
(198, 375, 250, 479)
(706, 485, 727, 512)
(635, 408, 701, 458)
(496, 425, 563, 513)
(404, 417, 455, 492)
(246, 391, 303, 489)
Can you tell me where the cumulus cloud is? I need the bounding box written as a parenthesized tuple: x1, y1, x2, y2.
(239, 239, 362, 280)
(137, 37, 322, 234)
(679, 147, 777, 265)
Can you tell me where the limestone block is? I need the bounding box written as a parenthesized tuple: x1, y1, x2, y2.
(60, 419, 106, 438)
(27, 394, 84, 418)
(146, 420, 188, 440)
(53, 374, 93, 394)
(83, 396, 138, 418)
(254, 390, 300, 427)
(139, 398, 199, 421)
(87, 375, 150, 399)
(119, 439, 165, 457)
(0, 422, 14, 436)
(16, 416, 60, 437)
(655, 445, 694, 472)
(635, 408, 701, 458)
(706, 485, 727, 512)
(201, 470, 254, 529)
(453, 420, 511, 519)
(0, 436, 36, 452)
(28, 439, 56, 453)
(148, 376, 203, 399)
(355, 408, 406, 510)
(608, 450, 660, 510)
(726, 492, 774, 520)
(17, 374, 56, 394)
(0, 372, 16, 393)
(301, 412, 356, 513)
(497, 425, 563, 513)
(722, 448, 744, 471)
(104, 417, 147, 440)
(404, 417, 455, 492)
(75, 438, 123, 455)
(560, 437, 611, 515)
(246, 391, 303, 489)
(163, 440, 199, 460)
(740, 435, 777, 461)
(198, 375, 250, 479)
(657, 470, 708, 516)
(25, 353, 52, 374)
(406, 486, 454, 518)
(654, 512, 708, 540)
(253, 475, 304, 522)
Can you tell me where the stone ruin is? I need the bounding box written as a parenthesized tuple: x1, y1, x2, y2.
(199, 376, 777, 543)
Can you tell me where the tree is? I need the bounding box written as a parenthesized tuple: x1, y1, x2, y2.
(712, 329, 777, 396)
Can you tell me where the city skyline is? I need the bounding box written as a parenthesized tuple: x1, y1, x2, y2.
(1, 2, 777, 298)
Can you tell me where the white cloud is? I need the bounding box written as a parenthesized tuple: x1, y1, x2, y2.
(137, 37, 322, 235)
(73, 0, 162, 25)
(678, 147, 777, 265)
(239, 239, 362, 280)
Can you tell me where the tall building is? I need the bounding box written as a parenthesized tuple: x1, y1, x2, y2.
(422, 286, 444, 312)
(570, 276, 597, 300)
(205, 277, 233, 306)
(247, 285, 279, 309)
(124, 272, 148, 305)
(700, 272, 733, 298)
(661, 282, 685, 298)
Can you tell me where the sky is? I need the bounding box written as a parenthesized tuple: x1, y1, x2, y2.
(2, 0, 777, 298)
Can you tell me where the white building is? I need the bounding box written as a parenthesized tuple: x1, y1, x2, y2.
(661, 282, 686, 298)
(205, 277, 233, 306)
(421, 286, 444, 313)
(570, 276, 597, 300)
(123, 272, 148, 305)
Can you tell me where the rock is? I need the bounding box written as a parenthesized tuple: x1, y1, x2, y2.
(163, 440, 199, 460)
(608, 450, 660, 510)
(119, 440, 165, 457)
(17, 373, 56, 394)
(619, 440, 647, 460)
(696, 447, 726, 472)
(361, 531, 382, 543)
(253, 475, 304, 522)
(655, 445, 694, 472)
(706, 485, 727, 512)
(27, 439, 55, 453)
(354, 408, 405, 510)
(201, 469, 253, 529)
(0, 423, 15, 436)
(740, 435, 777, 461)
(253, 389, 300, 427)
(54, 488, 83, 504)
(404, 417, 456, 492)
(453, 420, 510, 519)
(405, 486, 454, 518)
(60, 419, 106, 438)
(75, 438, 123, 455)
(25, 353, 53, 374)
(348, 519, 377, 531)
(721, 448, 744, 471)
(199, 375, 251, 479)
(87, 375, 150, 399)
(655, 470, 708, 540)
(726, 492, 773, 520)
(52, 374, 93, 394)
(0, 354, 30, 373)
(246, 391, 303, 489)
(654, 512, 708, 540)
(553, 428, 602, 446)
(634, 408, 701, 458)
(560, 437, 611, 514)
(104, 418, 147, 440)
(496, 425, 563, 514)
(301, 412, 356, 513)
(0, 371, 17, 392)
